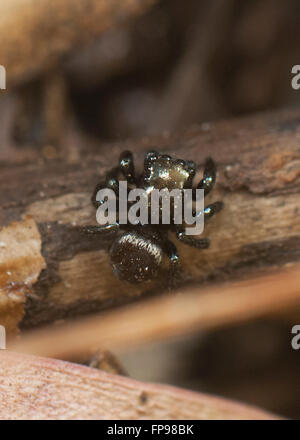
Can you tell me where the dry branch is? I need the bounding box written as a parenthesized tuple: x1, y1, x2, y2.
(9, 264, 300, 360)
(0, 351, 278, 419)
(0, 0, 156, 86)
(1, 107, 300, 332)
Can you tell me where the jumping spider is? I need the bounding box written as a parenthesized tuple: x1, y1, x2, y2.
(83, 151, 223, 285)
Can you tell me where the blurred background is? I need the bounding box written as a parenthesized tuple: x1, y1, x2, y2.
(1, 0, 299, 419)
(1, 0, 300, 155)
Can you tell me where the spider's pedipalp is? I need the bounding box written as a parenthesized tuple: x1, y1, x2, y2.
(119, 150, 136, 185)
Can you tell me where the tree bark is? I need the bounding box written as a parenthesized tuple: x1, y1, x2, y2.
(1, 107, 300, 332)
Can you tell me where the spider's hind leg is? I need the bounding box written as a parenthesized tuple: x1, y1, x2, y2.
(163, 238, 182, 289)
(175, 226, 210, 249)
(81, 223, 120, 237)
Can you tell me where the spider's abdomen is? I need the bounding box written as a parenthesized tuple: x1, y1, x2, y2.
(110, 231, 163, 283)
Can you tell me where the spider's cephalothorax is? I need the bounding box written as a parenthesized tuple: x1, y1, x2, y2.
(142, 151, 196, 192)
(84, 151, 223, 286)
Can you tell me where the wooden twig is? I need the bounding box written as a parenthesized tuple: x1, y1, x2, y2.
(9, 264, 300, 360)
(1, 108, 300, 332)
(0, 351, 278, 419)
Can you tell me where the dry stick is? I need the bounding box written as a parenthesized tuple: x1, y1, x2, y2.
(0, 351, 278, 420)
(1, 107, 300, 332)
(9, 264, 300, 359)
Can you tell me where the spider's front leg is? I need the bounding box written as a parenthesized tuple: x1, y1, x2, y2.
(194, 157, 216, 198)
(92, 167, 119, 208)
(91, 150, 138, 219)
(92, 149, 136, 208)
(203, 201, 224, 219)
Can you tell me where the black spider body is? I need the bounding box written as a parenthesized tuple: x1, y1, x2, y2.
(84, 151, 223, 285)
(110, 227, 164, 283)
